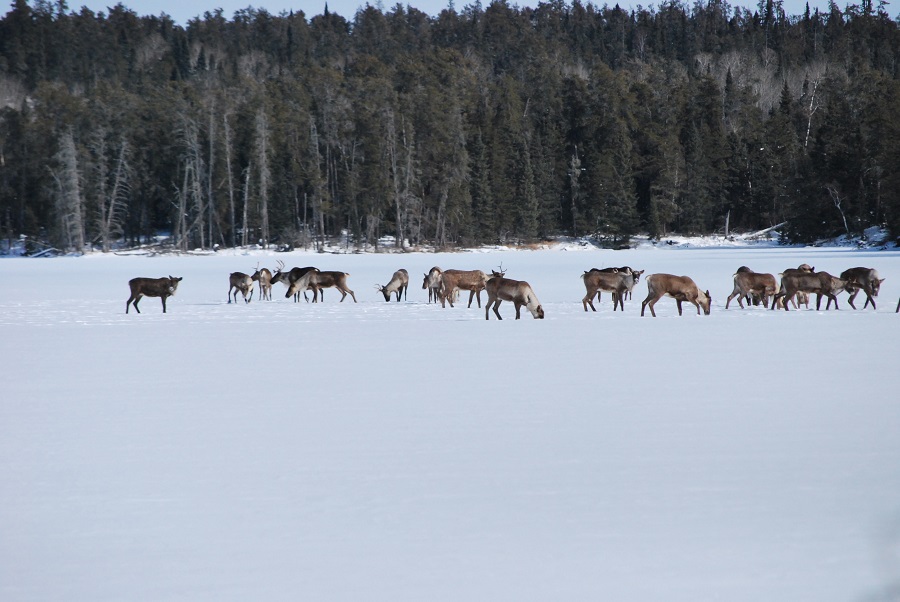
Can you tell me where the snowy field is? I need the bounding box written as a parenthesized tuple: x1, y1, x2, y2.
(2, 244, 899, 602)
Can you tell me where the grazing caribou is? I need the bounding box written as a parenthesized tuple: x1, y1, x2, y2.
(422, 266, 443, 304)
(439, 269, 491, 308)
(287, 269, 357, 303)
(838, 267, 884, 310)
(581, 268, 643, 312)
(376, 269, 409, 302)
(228, 272, 254, 304)
(271, 261, 318, 302)
(126, 276, 182, 314)
(725, 267, 777, 309)
(485, 274, 544, 320)
(251, 266, 273, 301)
(641, 274, 711, 317)
(773, 271, 846, 311)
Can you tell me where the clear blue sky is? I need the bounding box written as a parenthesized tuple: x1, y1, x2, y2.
(51, 0, 836, 25)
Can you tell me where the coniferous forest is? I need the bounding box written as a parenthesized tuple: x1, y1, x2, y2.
(1, 0, 900, 253)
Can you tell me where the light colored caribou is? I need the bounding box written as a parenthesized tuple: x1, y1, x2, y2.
(641, 273, 711, 317)
(838, 267, 884, 310)
(439, 269, 491, 308)
(725, 267, 777, 309)
(485, 274, 544, 320)
(773, 270, 846, 311)
(251, 265, 273, 301)
(287, 269, 357, 303)
(376, 269, 409, 302)
(228, 271, 254, 304)
(126, 276, 182, 314)
(422, 267, 443, 304)
(581, 268, 643, 312)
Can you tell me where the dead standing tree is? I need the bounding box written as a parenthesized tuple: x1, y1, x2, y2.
(49, 128, 85, 253)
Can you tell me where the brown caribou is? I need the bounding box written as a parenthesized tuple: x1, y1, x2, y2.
(837, 267, 885, 310)
(581, 268, 644, 312)
(287, 269, 357, 303)
(228, 272, 254, 304)
(485, 274, 544, 320)
(640, 274, 711, 317)
(376, 269, 409, 302)
(773, 270, 846, 311)
(422, 266, 445, 304)
(439, 269, 491, 308)
(126, 276, 183, 314)
(251, 265, 273, 301)
(725, 267, 777, 309)
(271, 261, 318, 302)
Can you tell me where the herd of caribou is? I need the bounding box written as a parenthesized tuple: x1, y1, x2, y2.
(125, 260, 894, 318)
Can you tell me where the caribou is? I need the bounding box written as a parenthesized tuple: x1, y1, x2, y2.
(422, 266, 443, 304)
(586, 267, 642, 302)
(439, 269, 491, 308)
(126, 276, 182, 314)
(640, 273, 711, 317)
(376, 269, 409, 302)
(251, 265, 273, 301)
(271, 261, 318, 302)
(484, 274, 544, 320)
(581, 268, 643, 312)
(228, 272, 254, 304)
(287, 269, 357, 303)
(725, 267, 778, 309)
(838, 267, 884, 310)
(773, 270, 846, 311)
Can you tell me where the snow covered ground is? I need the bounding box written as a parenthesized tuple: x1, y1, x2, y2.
(2, 244, 899, 602)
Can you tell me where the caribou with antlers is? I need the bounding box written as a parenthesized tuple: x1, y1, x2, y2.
(251, 264, 273, 301)
(271, 260, 318, 302)
(376, 269, 409, 302)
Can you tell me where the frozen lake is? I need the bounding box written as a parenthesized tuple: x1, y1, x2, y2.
(2, 244, 899, 601)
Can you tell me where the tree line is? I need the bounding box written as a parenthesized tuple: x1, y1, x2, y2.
(1, 0, 899, 253)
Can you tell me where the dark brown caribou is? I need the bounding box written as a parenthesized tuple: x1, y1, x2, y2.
(837, 267, 885, 310)
(725, 267, 777, 309)
(773, 271, 846, 311)
(271, 261, 318, 302)
(126, 276, 183, 314)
